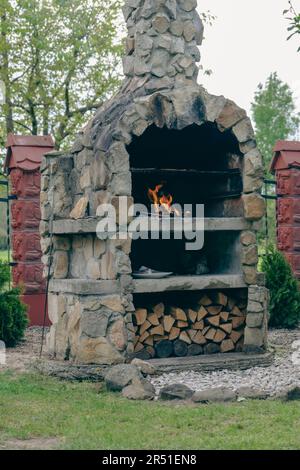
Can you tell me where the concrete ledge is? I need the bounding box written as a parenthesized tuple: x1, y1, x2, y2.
(52, 217, 250, 235)
(52, 217, 102, 234)
(147, 352, 274, 374)
(133, 274, 247, 293)
(49, 279, 121, 295)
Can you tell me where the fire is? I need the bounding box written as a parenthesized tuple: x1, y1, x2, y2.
(148, 182, 178, 215)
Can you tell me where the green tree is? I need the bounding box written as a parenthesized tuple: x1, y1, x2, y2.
(252, 72, 300, 173)
(284, 1, 300, 51)
(252, 73, 300, 246)
(0, 0, 124, 150)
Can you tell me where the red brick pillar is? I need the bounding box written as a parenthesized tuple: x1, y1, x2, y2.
(4, 134, 54, 325)
(271, 141, 300, 279)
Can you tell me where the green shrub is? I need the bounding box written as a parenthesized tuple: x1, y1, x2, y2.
(261, 246, 300, 329)
(0, 262, 28, 346)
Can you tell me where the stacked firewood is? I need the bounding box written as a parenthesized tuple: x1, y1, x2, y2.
(133, 292, 246, 358)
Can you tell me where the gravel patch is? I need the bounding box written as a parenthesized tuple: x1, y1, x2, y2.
(1, 326, 49, 372)
(151, 329, 300, 397)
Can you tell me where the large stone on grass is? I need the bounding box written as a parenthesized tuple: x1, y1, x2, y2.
(131, 358, 156, 375)
(105, 364, 142, 392)
(282, 386, 300, 401)
(236, 386, 268, 400)
(159, 383, 194, 400)
(192, 387, 236, 403)
(122, 378, 155, 400)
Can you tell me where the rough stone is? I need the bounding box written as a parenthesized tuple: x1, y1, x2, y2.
(86, 258, 101, 280)
(100, 250, 116, 280)
(216, 99, 247, 130)
(247, 300, 264, 313)
(178, 0, 197, 12)
(135, 33, 153, 56)
(109, 172, 132, 196)
(151, 49, 170, 77)
(233, 118, 254, 143)
(80, 166, 91, 190)
(108, 319, 127, 351)
(170, 19, 184, 36)
(99, 295, 124, 313)
(105, 364, 142, 391)
(48, 293, 66, 325)
(244, 327, 265, 348)
(193, 11, 204, 45)
(69, 197, 88, 219)
(91, 152, 108, 190)
(94, 239, 106, 258)
(53, 251, 68, 279)
(171, 37, 185, 54)
(81, 309, 110, 338)
(183, 21, 196, 41)
(131, 358, 156, 375)
(156, 34, 172, 50)
(77, 336, 124, 365)
(241, 231, 256, 246)
(249, 286, 266, 303)
(159, 383, 194, 400)
(243, 266, 258, 285)
(192, 387, 236, 403)
(244, 149, 264, 178)
(236, 386, 268, 400)
(244, 175, 264, 194)
(243, 193, 266, 221)
(242, 244, 258, 266)
(152, 14, 169, 33)
(122, 378, 155, 400)
(246, 313, 264, 328)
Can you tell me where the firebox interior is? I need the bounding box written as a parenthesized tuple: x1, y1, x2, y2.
(128, 123, 243, 216)
(127, 123, 244, 276)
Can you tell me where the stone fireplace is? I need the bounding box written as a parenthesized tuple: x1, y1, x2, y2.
(41, 0, 268, 365)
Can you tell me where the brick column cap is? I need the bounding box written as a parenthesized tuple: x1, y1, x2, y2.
(4, 133, 54, 172)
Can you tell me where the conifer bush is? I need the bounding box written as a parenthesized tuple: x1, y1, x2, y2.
(0, 261, 28, 346)
(261, 246, 300, 329)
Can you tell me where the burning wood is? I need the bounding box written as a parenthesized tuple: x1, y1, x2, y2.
(147, 182, 180, 215)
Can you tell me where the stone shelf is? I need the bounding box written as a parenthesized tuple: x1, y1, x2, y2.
(49, 279, 120, 295)
(49, 274, 246, 296)
(133, 274, 247, 294)
(52, 217, 250, 235)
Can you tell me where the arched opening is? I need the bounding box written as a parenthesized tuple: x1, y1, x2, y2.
(127, 122, 243, 276)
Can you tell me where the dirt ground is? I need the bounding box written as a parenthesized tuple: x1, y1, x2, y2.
(2, 327, 49, 372)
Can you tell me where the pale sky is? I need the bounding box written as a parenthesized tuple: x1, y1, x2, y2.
(198, 0, 300, 117)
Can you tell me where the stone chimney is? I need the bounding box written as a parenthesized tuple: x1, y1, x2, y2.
(122, 0, 203, 90)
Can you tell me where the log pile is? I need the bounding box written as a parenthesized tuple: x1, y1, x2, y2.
(133, 292, 246, 359)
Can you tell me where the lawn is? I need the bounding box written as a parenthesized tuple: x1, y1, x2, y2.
(0, 250, 9, 263)
(0, 372, 299, 450)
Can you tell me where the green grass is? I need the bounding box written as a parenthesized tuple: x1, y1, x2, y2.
(0, 250, 9, 262)
(0, 372, 299, 450)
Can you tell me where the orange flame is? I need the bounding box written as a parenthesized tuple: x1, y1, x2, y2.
(148, 183, 177, 214)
